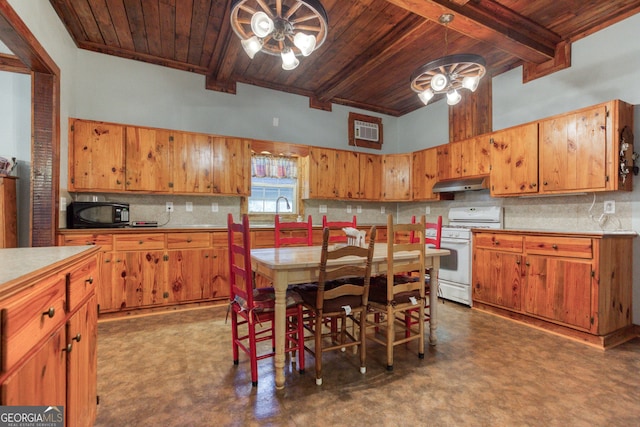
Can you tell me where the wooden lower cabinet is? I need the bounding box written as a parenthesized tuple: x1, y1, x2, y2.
(472, 230, 634, 348)
(58, 230, 230, 316)
(1, 248, 98, 427)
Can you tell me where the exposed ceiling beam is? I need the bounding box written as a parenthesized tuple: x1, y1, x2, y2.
(385, 0, 561, 64)
(0, 52, 29, 74)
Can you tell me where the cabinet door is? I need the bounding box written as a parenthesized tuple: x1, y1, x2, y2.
(335, 150, 360, 199)
(539, 105, 607, 193)
(212, 137, 251, 195)
(471, 135, 491, 176)
(70, 120, 125, 191)
(359, 153, 382, 200)
(382, 153, 411, 200)
(66, 295, 97, 427)
(125, 127, 172, 191)
(412, 148, 438, 201)
(472, 248, 522, 310)
(490, 122, 539, 196)
(524, 255, 593, 330)
(1, 330, 66, 407)
(111, 250, 166, 309)
(172, 132, 213, 193)
(97, 251, 118, 312)
(166, 249, 216, 302)
(436, 144, 451, 181)
(210, 247, 230, 298)
(307, 147, 337, 198)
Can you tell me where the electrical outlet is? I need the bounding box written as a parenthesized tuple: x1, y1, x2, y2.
(425, 206, 431, 215)
(319, 204, 327, 213)
(186, 202, 193, 212)
(380, 206, 385, 214)
(60, 197, 66, 211)
(211, 202, 218, 212)
(357, 205, 362, 214)
(604, 200, 615, 214)
(347, 205, 352, 213)
(166, 202, 174, 212)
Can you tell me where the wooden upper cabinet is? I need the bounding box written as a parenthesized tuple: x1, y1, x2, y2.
(539, 100, 634, 193)
(359, 153, 382, 200)
(412, 147, 438, 201)
(172, 132, 213, 193)
(304, 147, 337, 199)
(382, 153, 411, 201)
(438, 137, 490, 181)
(335, 150, 360, 199)
(69, 119, 125, 191)
(125, 127, 172, 192)
(212, 137, 251, 195)
(489, 122, 539, 196)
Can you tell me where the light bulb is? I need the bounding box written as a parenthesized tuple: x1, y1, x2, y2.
(281, 48, 299, 70)
(241, 36, 263, 59)
(431, 73, 449, 92)
(462, 75, 480, 92)
(293, 32, 316, 56)
(418, 89, 435, 105)
(446, 89, 461, 106)
(251, 12, 274, 38)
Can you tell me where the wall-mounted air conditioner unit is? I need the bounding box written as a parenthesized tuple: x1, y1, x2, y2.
(354, 120, 379, 142)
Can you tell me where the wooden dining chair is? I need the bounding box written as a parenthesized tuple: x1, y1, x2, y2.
(322, 215, 357, 244)
(227, 213, 305, 386)
(295, 226, 376, 385)
(274, 215, 313, 247)
(367, 214, 426, 371)
(408, 214, 443, 326)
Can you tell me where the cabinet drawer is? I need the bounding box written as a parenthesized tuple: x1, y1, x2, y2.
(67, 256, 98, 312)
(474, 233, 523, 252)
(166, 232, 210, 249)
(1, 275, 66, 371)
(114, 234, 165, 251)
(61, 233, 113, 251)
(251, 230, 274, 248)
(525, 236, 593, 259)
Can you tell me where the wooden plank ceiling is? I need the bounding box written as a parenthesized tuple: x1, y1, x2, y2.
(47, 0, 640, 117)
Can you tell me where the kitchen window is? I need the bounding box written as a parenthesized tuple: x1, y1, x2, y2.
(248, 155, 299, 215)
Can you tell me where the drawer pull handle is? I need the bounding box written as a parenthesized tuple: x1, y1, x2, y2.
(516, 259, 520, 265)
(139, 240, 144, 245)
(63, 343, 73, 353)
(493, 240, 499, 245)
(43, 307, 55, 318)
(552, 244, 558, 249)
(85, 276, 94, 284)
(73, 333, 82, 342)
(187, 238, 192, 243)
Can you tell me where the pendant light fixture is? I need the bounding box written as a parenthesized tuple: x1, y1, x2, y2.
(230, 0, 328, 71)
(410, 14, 486, 106)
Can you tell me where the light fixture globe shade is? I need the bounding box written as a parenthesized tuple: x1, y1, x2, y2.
(281, 48, 300, 70)
(431, 73, 449, 92)
(462, 75, 480, 92)
(241, 36, 263, 59)
(447, 89, 462, 106)
(251, 11, 274, 38)
(418, 88, 435, 105)
(294, 32, 317, 56)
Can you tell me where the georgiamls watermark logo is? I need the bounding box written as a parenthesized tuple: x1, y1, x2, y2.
(0, 406, 64, 427)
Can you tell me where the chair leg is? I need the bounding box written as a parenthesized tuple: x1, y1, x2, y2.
(359, 311, 366, 374)
(231, 311, 239, 365)
(386, 305, 394, 371)
(248, 317, 259, 387)
(315, 314, 323, 385)
(418, 302, 425, 359)
(297, 305, 305, 373)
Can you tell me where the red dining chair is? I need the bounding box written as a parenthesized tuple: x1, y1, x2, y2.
(228, 213, 305, 386)
(322, 215, 357, 244)
(275, 215, 313, 247)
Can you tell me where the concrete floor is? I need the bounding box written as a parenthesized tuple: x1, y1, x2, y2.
(95, 301, 640, 426)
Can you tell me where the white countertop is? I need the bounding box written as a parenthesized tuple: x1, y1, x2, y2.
(1, 246, 96, 286)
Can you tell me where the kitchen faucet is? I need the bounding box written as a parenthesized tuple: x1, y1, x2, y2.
(275, 196, 290, 219)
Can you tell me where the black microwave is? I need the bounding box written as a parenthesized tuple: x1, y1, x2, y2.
(67, 202, 130, 229)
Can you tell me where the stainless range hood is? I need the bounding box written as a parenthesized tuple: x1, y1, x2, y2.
(432, 177, 488, 193)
